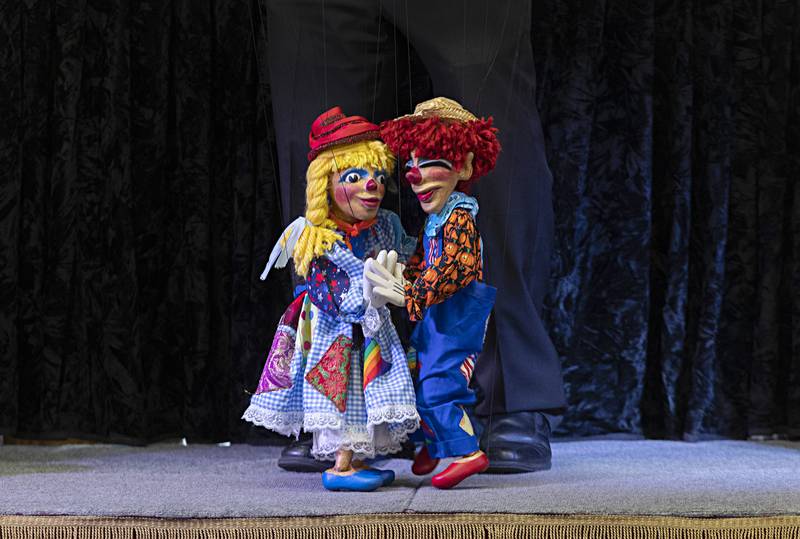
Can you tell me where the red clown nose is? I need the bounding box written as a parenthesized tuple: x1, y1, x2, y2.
(406, 167, 422, 185)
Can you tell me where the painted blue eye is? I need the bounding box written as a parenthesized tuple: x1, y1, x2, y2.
(339, 168, 370, 183)
(343, 172, 361, 183)
(404, 159, 415, 170)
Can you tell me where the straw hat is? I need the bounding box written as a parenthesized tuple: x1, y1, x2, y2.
(398, 97, 478, 123)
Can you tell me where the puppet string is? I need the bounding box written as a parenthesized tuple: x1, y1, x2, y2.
(484, 5, 526, 456)
(249, 0, 284, 226)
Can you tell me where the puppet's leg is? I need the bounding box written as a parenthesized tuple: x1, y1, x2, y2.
(334, 449, 354, 472)
(411, 282, 495, 488)
(414, 353, 490, 489)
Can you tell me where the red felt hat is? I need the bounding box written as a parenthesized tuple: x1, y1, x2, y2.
(307, 107, 381, 161)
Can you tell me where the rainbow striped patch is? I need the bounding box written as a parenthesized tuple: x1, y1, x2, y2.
(362, 338, 389, 390)
(406, 348, 418, 376)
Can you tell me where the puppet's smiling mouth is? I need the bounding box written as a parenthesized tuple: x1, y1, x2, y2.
(358, 197, 381, 208)
(416, 188, 438, 202)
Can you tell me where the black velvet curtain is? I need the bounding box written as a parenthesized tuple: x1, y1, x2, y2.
(534, 0, 799, 439)
(0, 0, 289, 443)
(1, 1, 798, 443)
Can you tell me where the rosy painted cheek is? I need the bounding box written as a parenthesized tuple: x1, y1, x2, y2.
(424, 168, 456, 182)
(332, 184, 359, 211)
(423, 168, 460, 197)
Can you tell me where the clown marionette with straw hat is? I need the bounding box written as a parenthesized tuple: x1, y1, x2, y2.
(365, 97, 500, 489)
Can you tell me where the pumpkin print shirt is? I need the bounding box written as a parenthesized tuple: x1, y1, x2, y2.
(403, 192, 483, 321)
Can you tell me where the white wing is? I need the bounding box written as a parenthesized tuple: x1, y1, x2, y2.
(260, 216, 310, 280)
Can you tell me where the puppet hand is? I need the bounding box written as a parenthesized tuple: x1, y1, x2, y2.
(363, 258, 388, 309)
(374, 250, 405, 280)
(378, 250, 398, 275)
(394, 261, 406, 281)
(364, 258, 407, 308)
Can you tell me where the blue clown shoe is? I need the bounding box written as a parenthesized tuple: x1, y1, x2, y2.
(357, 467, 395, 487)
(322, 470, 384, 492)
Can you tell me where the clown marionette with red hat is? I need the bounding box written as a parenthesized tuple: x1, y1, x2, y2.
(365, 97, 500, 489)
(243, 107, 419, 492)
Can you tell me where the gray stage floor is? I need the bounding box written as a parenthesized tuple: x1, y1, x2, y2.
(1, 440, 799, 518)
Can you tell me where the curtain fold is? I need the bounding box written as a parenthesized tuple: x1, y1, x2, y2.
(1, 0, 289, 443)
(534, 0, 799, 439)
(0, 0, 797, 442)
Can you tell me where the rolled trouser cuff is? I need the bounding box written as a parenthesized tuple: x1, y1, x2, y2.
(425, 434, 479, 459)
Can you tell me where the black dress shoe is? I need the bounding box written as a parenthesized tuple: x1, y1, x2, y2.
(395, 439, 417, 460)
(277, 436, 334, 473)
(479, 411, 552, 474)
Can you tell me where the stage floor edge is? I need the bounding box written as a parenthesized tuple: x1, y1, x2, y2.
(2, 514, 800, 539)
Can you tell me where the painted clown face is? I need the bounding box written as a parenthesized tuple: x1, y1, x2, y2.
(328, 166, 388, 223)
(404, 151, 474, 215)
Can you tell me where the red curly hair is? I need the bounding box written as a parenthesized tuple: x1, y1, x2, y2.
(379, 116, 501, 192)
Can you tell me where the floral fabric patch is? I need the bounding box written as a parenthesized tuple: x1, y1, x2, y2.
(255, 292, 306, 394)
(305, 334, 352, 412)
(256, 328, 295, 393)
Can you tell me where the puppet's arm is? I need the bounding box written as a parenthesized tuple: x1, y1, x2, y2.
(404, 208, 481, 321)
(364, 208, 481, 321)
(384, 210, 418, 263)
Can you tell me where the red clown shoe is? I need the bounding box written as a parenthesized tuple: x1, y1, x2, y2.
(430, 451, 489, 490)
(411, 445, 440, 476)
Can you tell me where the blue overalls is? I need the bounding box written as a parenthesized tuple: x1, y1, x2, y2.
(410, 195, 497, 459)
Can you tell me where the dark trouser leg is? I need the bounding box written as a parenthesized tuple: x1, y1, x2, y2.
(266, 0, 399, 220)
(266, 0, 398, 471)
(385, 0, 566, 418)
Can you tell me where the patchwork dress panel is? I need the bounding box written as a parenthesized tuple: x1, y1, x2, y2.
(243, 210, 419, 459)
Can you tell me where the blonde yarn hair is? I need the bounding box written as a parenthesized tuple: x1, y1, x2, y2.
(291, 139, 395, 277)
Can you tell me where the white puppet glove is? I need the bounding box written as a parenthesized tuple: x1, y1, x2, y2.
(363, 259, 386, 309)
(363, 250, 405, 307)
(363, 251, 404, 335)
(363, 249, 408, 308)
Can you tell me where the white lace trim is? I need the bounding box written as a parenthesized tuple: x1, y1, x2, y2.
(310, 405, 420, 460)
(367, 405, 420, 441)
(243, 404, 420, 460)
(311, 425, 403, 460)
(241, 405, 303, 438)
(303, 412, 343, 431)
(312, 438, 403, 461)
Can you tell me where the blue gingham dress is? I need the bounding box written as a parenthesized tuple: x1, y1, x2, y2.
(243, 210, 419, 460)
